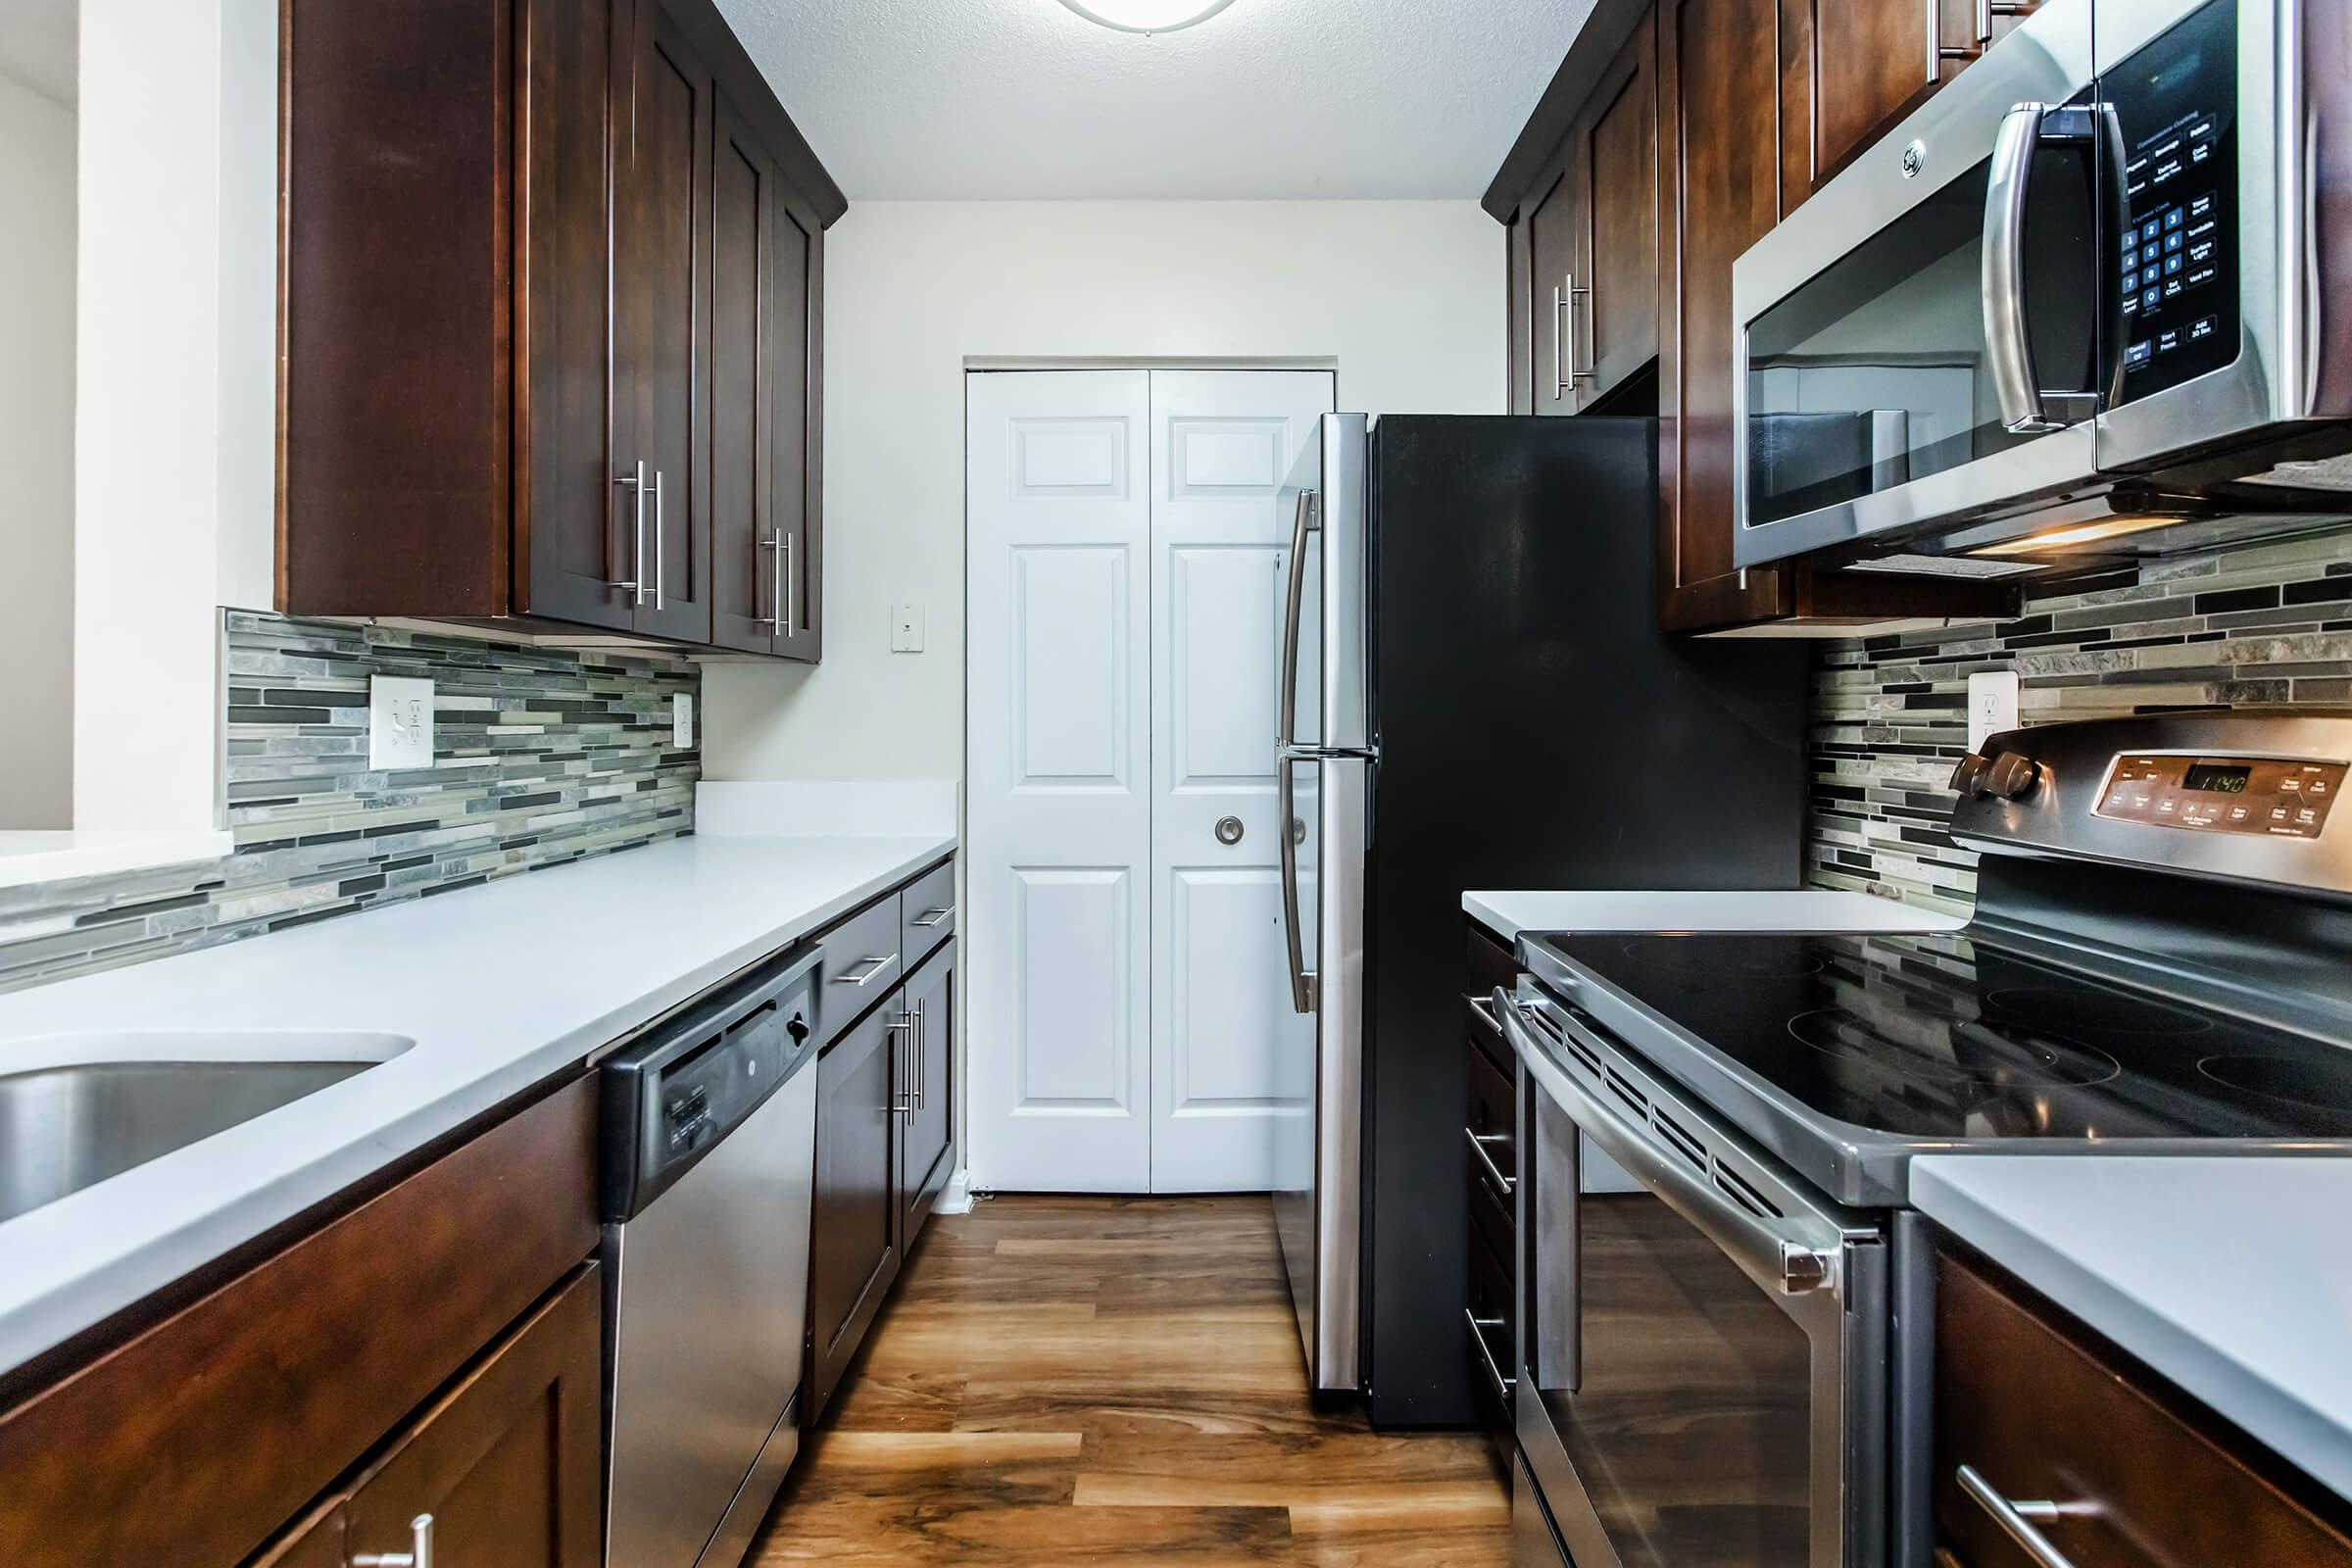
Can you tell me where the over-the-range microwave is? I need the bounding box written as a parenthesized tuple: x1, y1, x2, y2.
(1732, 0, 2352, 577)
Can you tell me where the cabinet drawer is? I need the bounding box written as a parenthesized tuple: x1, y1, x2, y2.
(1934, 1249, 2352, 1568)
(1466, 1228, 1516, 1424)
(814, 891, 905, 1042)
(1466, 987, 1511, 1076)
(900, 858, 956, 969)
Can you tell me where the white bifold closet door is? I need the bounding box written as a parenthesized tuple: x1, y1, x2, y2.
(966, 368, 1332, 1194)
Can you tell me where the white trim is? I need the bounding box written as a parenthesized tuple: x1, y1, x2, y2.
(0, 829, 235, 892)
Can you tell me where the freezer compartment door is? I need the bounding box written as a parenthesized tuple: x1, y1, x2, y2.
(1277, 415, 1369, 754)
(1272, 754, 1364, 1393)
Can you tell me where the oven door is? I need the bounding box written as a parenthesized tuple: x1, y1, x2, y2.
(1498, 984, 1887, 1568)
(1731, 1, 2108, 569)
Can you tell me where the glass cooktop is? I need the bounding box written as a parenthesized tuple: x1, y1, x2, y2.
(1535, 929, 2352, 1144)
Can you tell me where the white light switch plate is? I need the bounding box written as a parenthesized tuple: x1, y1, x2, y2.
(892, 602, 925, 654)
(1968, 670, 2021, 752)
(369, 675, 435, 770)
(672, 693, 695, 749)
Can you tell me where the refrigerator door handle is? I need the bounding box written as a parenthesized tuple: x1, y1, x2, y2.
(1277, 755, 1316, 1014)
(1277, 487, 1319, 749)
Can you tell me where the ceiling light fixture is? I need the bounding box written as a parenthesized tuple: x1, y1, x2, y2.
(1057, 0, 1239, 33)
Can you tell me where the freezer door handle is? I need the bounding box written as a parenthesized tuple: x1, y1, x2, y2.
(1277, 487, 1319, 749)
(1277, 755, 1316, 1014)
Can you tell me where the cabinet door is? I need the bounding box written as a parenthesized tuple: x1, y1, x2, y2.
(250, 1500, 346, 1568)
(1656, 0, 1790, 629)
(808, 999, 903, 1422)
(771, 195, 820, 662)
(516, 0, 634, 630)
(1524, 163, 1584, 415)
(708, 92, 780, 655)
(340, 1264, 604, 1568)
(1575, 6, 1660, 406)
(1780, 0, 1937, 205)
(900, 943, 956, 1248)
(616, 0, 714, 643)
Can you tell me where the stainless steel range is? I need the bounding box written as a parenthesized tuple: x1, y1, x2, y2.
(1494, 711, 2352, 1568)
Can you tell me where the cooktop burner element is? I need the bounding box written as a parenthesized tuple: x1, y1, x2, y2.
(1537, 929, 2352, 1144)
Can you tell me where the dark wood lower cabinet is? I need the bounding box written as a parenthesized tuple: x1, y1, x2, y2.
(1934, 1243, 2352, 1568)
(262, 1265, 605, 1568)
(901, 942, 956, 1247)
(1464, 920, 1520, 1461)
(808, 995, 904, 1423)
(0, 1077, 596, 1568)
(808, 865, 957, 1427)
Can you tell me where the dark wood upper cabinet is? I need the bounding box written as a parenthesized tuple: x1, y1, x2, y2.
(279, 0, 842, 658)
(707, 88, 823, 660)
(1779, 0, 2033, 209)
(1487, 0, 2024, 634)
(618, 3, 716, 644)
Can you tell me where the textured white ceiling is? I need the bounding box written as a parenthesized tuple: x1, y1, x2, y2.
(714, 0, 1599, 200)
(0, 0, 77, 109)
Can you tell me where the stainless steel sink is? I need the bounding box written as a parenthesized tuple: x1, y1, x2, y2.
(0, 1032, 414, 1224)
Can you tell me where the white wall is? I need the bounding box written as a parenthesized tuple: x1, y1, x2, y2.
(72, 0, 277, 835)
(704, 200, 1503, 783)
(0, 71, 76, 829)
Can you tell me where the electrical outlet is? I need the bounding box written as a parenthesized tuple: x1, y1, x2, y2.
(1968, 670, 2021, 753)
(892, 602, 926, 654)
(369, 675, 435, 770)
(672, 693, 695, 749)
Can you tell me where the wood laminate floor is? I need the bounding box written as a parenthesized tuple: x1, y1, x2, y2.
(749, 1195, 1511, 1565)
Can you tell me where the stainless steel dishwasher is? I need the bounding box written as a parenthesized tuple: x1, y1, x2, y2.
(601, 944, 821, 1568)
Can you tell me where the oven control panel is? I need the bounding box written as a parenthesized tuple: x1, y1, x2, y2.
(2095, 754, 2346, 838)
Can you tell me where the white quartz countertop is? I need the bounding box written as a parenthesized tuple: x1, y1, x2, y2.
(0, 825, 954, 1375)
(1913, 1154, 2352, 1503)
(1462, 888, 1965, 940)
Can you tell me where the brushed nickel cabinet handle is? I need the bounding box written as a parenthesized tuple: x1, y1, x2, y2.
(652, 468, 666, 611)
(1957, 1464, 2097, 1568)
(1464, 1310, 1516, 1400)
(911, 906, 954, 928)
(834, 954, 898, 987)
(354, 1512, 434, 1568)
(1465, 1127, 1516, 1196)
(612, 461, 645, 600)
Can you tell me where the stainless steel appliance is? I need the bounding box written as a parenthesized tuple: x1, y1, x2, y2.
(1271, 415, 1811, 1417)
(1495, 710, 2352, 1566)
(1733, 0, 2352, 573)
(601, 946, 822, 1568)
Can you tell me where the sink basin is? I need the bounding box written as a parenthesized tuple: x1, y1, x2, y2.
(0, 1031, 415, 1225)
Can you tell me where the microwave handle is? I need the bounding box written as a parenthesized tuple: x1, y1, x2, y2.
(1984, 102, 2059, 432)
(1985, 101, 2128, 430)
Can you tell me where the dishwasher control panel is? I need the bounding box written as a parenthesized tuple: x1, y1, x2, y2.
(599, 943, 821, 1222)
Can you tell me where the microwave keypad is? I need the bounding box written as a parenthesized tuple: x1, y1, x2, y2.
(2108, 0, 2240, 404)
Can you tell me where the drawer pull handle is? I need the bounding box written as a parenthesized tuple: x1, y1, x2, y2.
(1466, 993, 1500, 1031)
(354, 1513, 434, 1568)
(835, 953, 898, 987)
(1464, 1309, 1517, 1400)
(1465, 1127, 1517, 1196)
(911, 906, 955, 929)
(1957, 1464, 2097, 1568)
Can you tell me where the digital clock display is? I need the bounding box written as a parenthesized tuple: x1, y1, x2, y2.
(2182, 761, 2253, 794)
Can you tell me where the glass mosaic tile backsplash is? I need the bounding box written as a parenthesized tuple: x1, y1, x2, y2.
(0, 613, 699, 993)
(1811, 529, 2352, 915)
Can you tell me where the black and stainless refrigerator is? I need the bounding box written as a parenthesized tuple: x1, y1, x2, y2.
(1271, 414, 1811, 1426)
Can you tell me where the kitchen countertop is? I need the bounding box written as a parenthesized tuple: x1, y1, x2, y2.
(1913, 1154, 2352, 1504)
(1463, 888, 1966, 940)
(0, 824, 954, 1377)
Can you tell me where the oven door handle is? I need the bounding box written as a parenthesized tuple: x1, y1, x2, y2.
(1494, 988, 1844, 1298)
